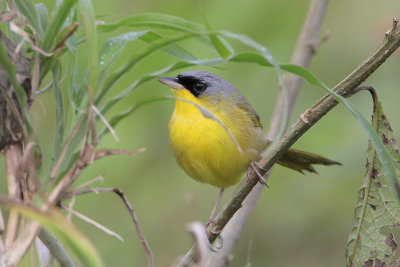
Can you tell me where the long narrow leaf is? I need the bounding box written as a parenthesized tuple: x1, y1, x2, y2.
(95, 32, 197, 105)
(51, 62, 65, 169)
(0, 196, 103, 267)
(221, 30, 289, 150)
(42, 0, 78, 51)
(100, 58, 223, 116)
(98, 13, 204, 33)
(79, 0, 98, 93)
(0, 39, 27, 110)
(15, 0, 44, 39)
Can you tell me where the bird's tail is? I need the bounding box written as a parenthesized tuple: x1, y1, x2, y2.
(277, 148, 341, 174)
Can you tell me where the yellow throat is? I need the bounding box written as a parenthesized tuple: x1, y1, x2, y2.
(168, 89, 265, 188)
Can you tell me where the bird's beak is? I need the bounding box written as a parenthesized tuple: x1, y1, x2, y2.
(158, 77, 185, 90)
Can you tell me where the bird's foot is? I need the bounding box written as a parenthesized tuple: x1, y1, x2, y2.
(248, 161, 269, 187)
(204, 219, 223, 251)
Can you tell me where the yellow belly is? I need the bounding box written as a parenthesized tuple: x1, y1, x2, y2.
(169, 90, 266, 188)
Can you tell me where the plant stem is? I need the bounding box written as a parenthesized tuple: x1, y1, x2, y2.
(206, 0, 330, 265)
(179, 17, 400, 266)
(38, 228, 76, 267)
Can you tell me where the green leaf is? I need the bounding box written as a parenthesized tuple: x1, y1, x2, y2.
(203, 16, 233, 59)
(15, 0, 44, 39)
(221, 30, 289, 150)
(0, 196, 103, 267)
(95, 32, 197, 105)
(42, 0, 78, 51)
(79, 0, 98, 93)
(51, 62, 65, 168)
(227, 51, 400, 197)
(0, 39, 27, 110)
(100, 58, 223, 117)
(98, 31, 149, 68)
(139, 31, 197, 61)
(273, 65, 400, 197)
(97, 13, 205, 33)
(36, 4, 49, 34)
(346, 93, 400, 266)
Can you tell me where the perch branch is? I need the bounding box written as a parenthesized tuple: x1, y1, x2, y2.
(207, 0, 330, 265)
(180, 17, 400, 266)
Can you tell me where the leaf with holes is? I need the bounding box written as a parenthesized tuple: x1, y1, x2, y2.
(346, 93, 400, 267)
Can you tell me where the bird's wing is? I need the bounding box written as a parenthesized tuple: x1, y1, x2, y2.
(236, 99, 263, 129)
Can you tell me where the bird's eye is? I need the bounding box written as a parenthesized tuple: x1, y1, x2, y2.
(193, 82, 206, 92)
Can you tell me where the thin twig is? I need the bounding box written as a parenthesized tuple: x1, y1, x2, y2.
(62, 206, 124, 242)
(92, 105, 119, 142)
(205, 0, 330, 266)
(181, 17, 400, 266)
(50, 114, 86, 181)
(60, 187, 154, 267)
(73, 175, 104, 191)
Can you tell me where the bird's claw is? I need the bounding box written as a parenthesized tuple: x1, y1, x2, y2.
(249, 161, 269, 188)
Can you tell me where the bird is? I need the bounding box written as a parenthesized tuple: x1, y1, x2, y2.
(158, 70, 340, 223)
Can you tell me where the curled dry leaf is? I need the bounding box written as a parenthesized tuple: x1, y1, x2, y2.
(346, 90, 400, 266)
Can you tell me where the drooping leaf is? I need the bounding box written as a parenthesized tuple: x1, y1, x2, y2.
(97, 13, 204, 33)
(15, 0, 44, 39)
(94, 32, 196, 105)
(41, 0, 78, 51)
(346, 92, 400, 266)
(0, 196, 103, 267)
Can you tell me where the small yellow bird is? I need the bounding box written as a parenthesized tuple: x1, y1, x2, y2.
(158, 70, 340, 222)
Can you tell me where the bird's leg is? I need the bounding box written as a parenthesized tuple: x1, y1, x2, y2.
(203, 188, 225, 251)
(206, 188, 225, 227)
(248, 161, 269, 187)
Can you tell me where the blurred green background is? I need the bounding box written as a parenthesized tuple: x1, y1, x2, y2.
(3, 0, 400, 266)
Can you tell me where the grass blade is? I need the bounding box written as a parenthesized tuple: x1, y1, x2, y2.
(0, 196, 103, 267)
(95, 32, 197, 105)
(100, 58, 223, 116)
(79, 0, 98, 93)
(15, 0, 44, 39)
(97, 13, 204, 33)
(51, 62, 65, 169)
(42, 0, 78, 51)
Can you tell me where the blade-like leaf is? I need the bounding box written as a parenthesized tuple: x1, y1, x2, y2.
(275, 64, 400, 197)
(0, 196, 103, 267)
(15, 0, 44, 39)
(98, 31, 149, 68)
(227, 51, 400, 196)
(42, 0, 78, 51)
(79, 0, 98, 93)
(346, 93, 400, 266)
(51, 62, 65, 169)
(95, 32, 197, 105)
(0, 38, 27, 110)
(203, 16, 233, 59)
(100, 58, 223, 117)
(36, 4, 49, 34)
(139, 31, 197, 61)
(221, 30, 289, 150)
(97, 13, 205, 33)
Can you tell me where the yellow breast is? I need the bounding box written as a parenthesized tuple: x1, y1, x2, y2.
(169, 89, 266, 188)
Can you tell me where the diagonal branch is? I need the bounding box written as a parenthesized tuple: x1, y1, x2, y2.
(206, 0, 330, 265)
(180, 17, 400, 266)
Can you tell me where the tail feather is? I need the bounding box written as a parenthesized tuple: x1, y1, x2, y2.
(277, 148, 341, 174)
